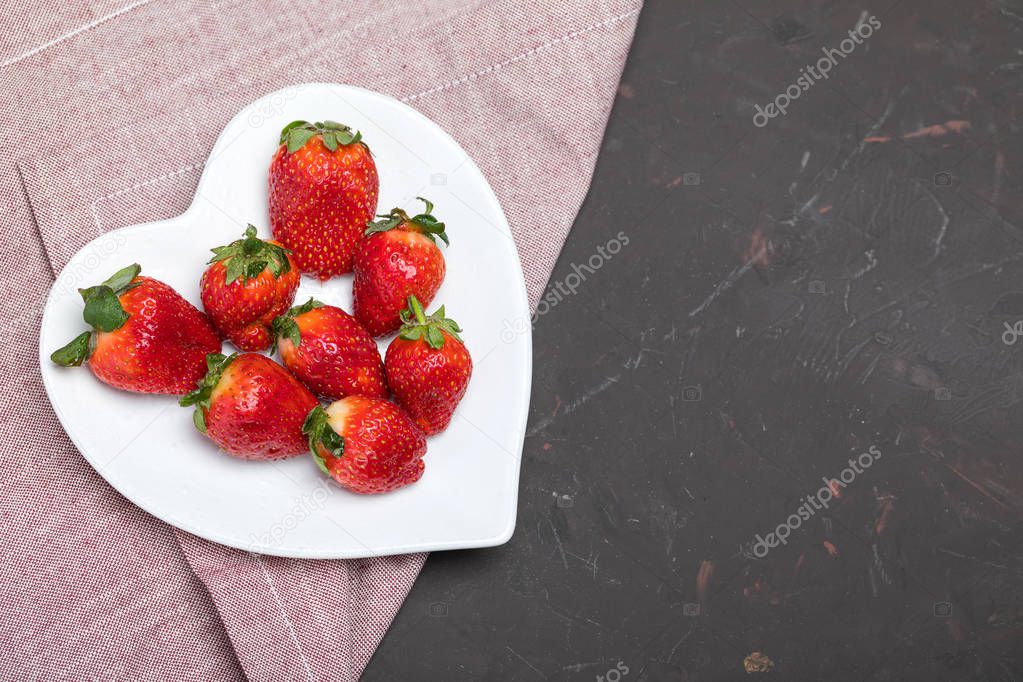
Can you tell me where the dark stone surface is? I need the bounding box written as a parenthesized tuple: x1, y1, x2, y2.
(364, 1, 1023, 679)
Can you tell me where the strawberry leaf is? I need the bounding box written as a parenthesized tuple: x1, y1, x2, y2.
(396, 295, 465, 348)
(75, 263, 143, 333)
(80, 285, 130, 332)
(409, 197, 449, 245)
(287, 298, 324, 317)
(279, 120, 307, 144)
(246, 260, 266, 280)
(337, 129, 361, 145)
(206, 352, 226, 372)
(272, 317, 301, 350)
(400, 327, 423, 341)
(209, 224, 292, 285)
(266, 254, 286, 278)
(50, 331, 92, 366)
(302, 405, 345, 461)
(100, 263, 141, 294)
(225, 256, 247, 284)
(426, 326, 444, 349)
(287, 127, 316, 153)
(180, 353, 237, 432)
(312, 450, 331, 476)
(412, 215, 449, 245)
(192, 408, 207, 434)
(364, 198, 449, 244)
(270, 298, 323, 352)
(321, 427, 344, 457)
(280, 120, 365, 154)
(364, 215, 402, 236)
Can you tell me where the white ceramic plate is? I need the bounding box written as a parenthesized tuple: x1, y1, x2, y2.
(38, 83, 531, 559)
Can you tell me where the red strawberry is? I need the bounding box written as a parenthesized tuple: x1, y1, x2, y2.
(302, 397, 426, 494)
(50, 264, 221, 394)
(268, 120, 379, 279)
(200, 224, 299, 351)
(353, 197, 448, 336)
(180, 353, 318, 460)
(272, 299, 388, 400)
(384, 296, 472, 435)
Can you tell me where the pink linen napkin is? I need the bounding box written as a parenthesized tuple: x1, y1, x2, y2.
(1, 0, 640, 679)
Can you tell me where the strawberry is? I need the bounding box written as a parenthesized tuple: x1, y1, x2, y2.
(50, 264, 221, 394)
(180, 353, 318, 460)
(268, 120, 379, 279)
(353, 197, 448, 336)
(200, 224, 299, 351)
(272, 299, 388, 400)
(384, 296, 472, 435)
(302, 397, 426, 494)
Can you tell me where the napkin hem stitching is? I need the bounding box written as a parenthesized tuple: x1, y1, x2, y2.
(403, 7, 640, 103)
(88, 160, 204, 234)
(1, 0, 157, 69)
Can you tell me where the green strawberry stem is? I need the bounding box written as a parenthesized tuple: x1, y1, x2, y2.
(179, 353, 237, 433)
(397, 295, 464, 350)
(50, 331, 92, 366)
(51, 263, 141, 366)
(302, 405, 345, 475)
(209, 224, 291, 285)
(270, 298, 323, 353)
(363, 197, 449, 246)
(279, 120, 364, 154)
(408, 295, 428, 325)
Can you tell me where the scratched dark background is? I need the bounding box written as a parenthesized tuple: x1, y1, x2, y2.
(363, 1, 1023, 680)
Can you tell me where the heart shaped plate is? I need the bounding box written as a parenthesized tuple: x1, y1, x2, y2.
(38, 83, 531, 559)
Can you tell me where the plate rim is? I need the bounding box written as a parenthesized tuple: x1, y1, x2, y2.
(37, 82, 532, 559)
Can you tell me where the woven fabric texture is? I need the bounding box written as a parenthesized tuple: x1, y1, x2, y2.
(0, 1, 640, 679)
